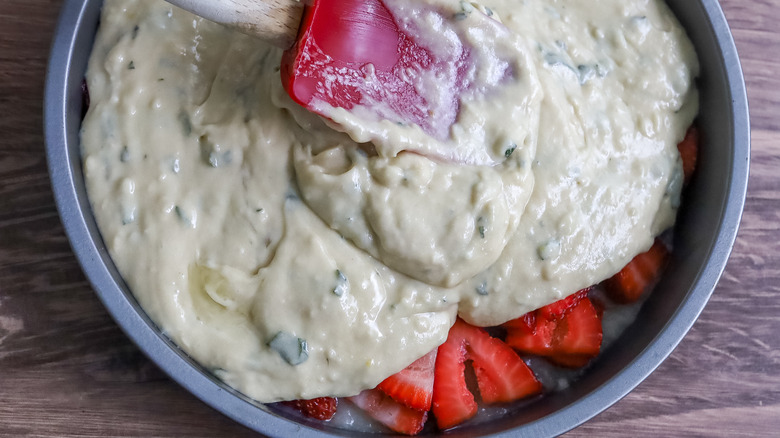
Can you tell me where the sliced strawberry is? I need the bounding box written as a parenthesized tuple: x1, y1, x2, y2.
(501, 311, 537, 332)
(282, 396, 338, 421)
(548, 297, 602, 364)
(504, 289, 590, 357)
(536, 288, 590, 320)
(377, 349, 436, 411)
(431, 325, 477, 430)
(602, 239, 669, 304)
(678, 124, 699, 185)
(432, 319, 542, 430)
(463, 324, 542, 404)
(503, 312, 556, 357)
(504, 291, 603, 368)
(347, 389, 428, 435)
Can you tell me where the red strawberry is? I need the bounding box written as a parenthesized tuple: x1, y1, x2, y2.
(465, 328, 543, 404)
(282, 397, 338, 421)
(503, 312, 556, 357)
(501, 311, 536, 332)
(432, 319, 542, 430)
(430, 325, 477, 430)
(536, 288, 590, 320)
(377, 349, 437, 411)
(678, 124, 699, 185)
(503, 290, 590, 357)
(347, 389, 428, 435)
(548, 297, 602, 365)
(504, 290, 603, 368)
(602, 239, 669, 304)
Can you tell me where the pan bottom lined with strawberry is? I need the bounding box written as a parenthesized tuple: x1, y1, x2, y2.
(277, 233, 679, 433)
(276, 127, 695, 433)
(80, 0, 701, 426)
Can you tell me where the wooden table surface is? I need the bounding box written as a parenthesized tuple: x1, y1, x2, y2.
(1, 0, 778, 436)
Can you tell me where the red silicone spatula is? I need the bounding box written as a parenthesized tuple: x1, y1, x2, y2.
(166, 0, 470, 139)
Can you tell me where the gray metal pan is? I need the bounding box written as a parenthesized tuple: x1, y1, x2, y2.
(44, 0, 750, 436)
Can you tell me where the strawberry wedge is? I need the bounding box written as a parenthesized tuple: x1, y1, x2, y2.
(537, 288, 591, 320)
(282, 397, 338, 421)
(678, 124, 699, 185)
(504, 290, 603, 368)
(433, 319, 542, 430)
(378, 349, 437, 411)
(348, 389, 428, 435)
(602, 239, 670, 304)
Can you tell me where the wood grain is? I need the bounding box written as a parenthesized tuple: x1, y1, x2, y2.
(1, 1, 778, 436)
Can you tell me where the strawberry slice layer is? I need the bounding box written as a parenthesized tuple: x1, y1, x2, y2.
(504, 311, 556, 357)
(602, 239, 669, 304)
(504, 289, 603, 368)
(347, 389, 428, 435)
(432, 325, 478, 430)
(433, 319, 542, 430)
(282, 397, 338, 421)
(537, 288, 590, 320)
(678, 124, 699, 185)
(550, 296, 603, 361)
(378, 349, 437, 411)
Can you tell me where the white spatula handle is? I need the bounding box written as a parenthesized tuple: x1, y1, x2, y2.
(165, 0, 304, 48)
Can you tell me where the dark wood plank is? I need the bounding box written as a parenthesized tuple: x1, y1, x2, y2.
(1, 0, 778, 436)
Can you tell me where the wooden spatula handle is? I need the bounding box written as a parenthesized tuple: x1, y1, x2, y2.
(165, 0, 304, 48)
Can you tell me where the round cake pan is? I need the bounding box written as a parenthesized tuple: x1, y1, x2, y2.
(44, 0, 749, 436)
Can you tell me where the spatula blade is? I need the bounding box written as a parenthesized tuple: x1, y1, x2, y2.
(281, 0, 467, 140)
